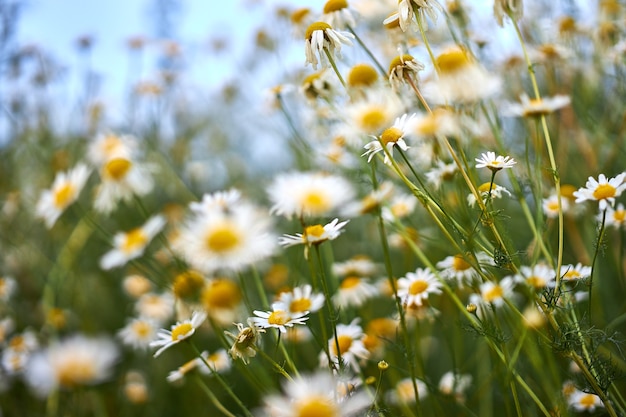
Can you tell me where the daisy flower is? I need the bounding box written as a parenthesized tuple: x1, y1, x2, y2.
(25, 335, 119, 396)
(386, 377, 429, 405)
(200, 278, 242, 326)
(279, 218, 349, 248)
(475, 151, 517, 172)
(0, 276, 17, 302)
(504, 93, 570, 118)
(173, 195, 276, 274)
(382, 192, 418, 221)
(383, 0, 443, 32)
(251, 302, 310, 334)
(471, 277, 515, 309)
(439, 371, 472, 403)
(224, 319, 265, 364)
(262, 371, 370, 417)
(150, 310, 207, 357)
(604, 203, 626, 228)
(87, 132, 137, 166)
(301, 70, 335, 101)
(277, 284, 325, 314)
(388, 54, 425, 89)
(363, 317, 399, 358)
(363, 113, 415, 164)
(320, 319, 369, 371)
(425, 46, 500, 104)
(542, 193, 571, 219)
(559, 263, 592, 281)
(321, 0, 356, 29)
(514, 263, 556, 290)
(188, 188, 242, 214)
(93, 155, 155, 214)
(135, 292, 175, 324)
(268, 171, 355, 219)
(118, 317, 159, 350)
(100, 215, 166, 270)
(437, 252, 492, 287)
(36, 163, 91, 229)
(493, 0, 523, 26)
(573, 173, 626, 210)
(396, 267, 442, 307)
(123, 371, 149, 404)
(332, 255, 380, 277)
(166, 349, 231, 383)
(122, 274, 153, 298)
(425, 160, 458, 189)
(347, 63, 380, 91)
(304, 21, 354, 70)
(467, 182, 512, 207)
(568, 388, 604, 412)
(333, 275, 379, 308)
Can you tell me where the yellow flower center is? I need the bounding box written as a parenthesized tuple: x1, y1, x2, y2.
(302, 71, 323, 86)
(57, 360, 97, 387)
(348, 63, 378, 87)
(436, 48, 471, 74)
(546, 200, 559, 212)
(388, 54, 415, 74)
(103, 158, 132, 181)
(384, 12, 401, 29)
(305, 22, 332, 40)
(593, 183, 616, 200)
(409, 279, 428, 295)
(132, 320, 153, 337)
(268, 310, 289, 326)
(563, 270, 581, 280)
(304, 224, 325, 240)
(291, 8, 310, 24)
(171, 322, 193, 341)
(560, 184, 577, 199)
(323, 0, 348, 13)
(178, 358, 198, 375)
(101, 134, 123, 157)
(415, 114, 439, 135)
(340, 276, 361, 289)
(290, 298, 312, 312)
(206, 224, 240, 253)
(173, 270, 205, 299)
(579, 393, 597, 409)
(332, 334, 353, 355)
(526, 275, 546, 288)
(295, 396, 339, 417)
(483, 285, 503, 303)
(122, 228, 148, 254)
(380, 127, 403, 145)
(301, 191, 330, 215)
(614, 209, 626, 222)
(358, 108, 387, 133)
(391, 202, 411, 217)
(478, 182, 496, 193)
(202, 279, 241, 309)
(54, 183, 76, 208)
(452, 255, 471, 271)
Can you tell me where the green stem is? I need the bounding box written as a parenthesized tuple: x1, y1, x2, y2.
(323, 47, 346, 89)
(192, 374, 238, 417)
(589, 209, 607, 320)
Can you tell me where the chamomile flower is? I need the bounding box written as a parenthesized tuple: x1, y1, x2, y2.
(382, 192, 418, 221)
(320, 319, 369, 371)
(25, 335, 119, 396)
(333, 275, 379, 308)
(475, 151, 517, 172)
(93, 155, 155, 214)
(425, 160, 458, 189)
(363, 317, 399, 357)
(504, 93, 570, 118)
(0, 276, 17, 302)
(268, 172, 355, 219)
(363, 113, 416, 164)
(573, 173, 626, 210)
(321, 0, 357, 29)
(200, 278, 242, 325)
(568, 388, 604, 412)
(304, 21, 354, 70)
(559, 263, 592, 281)
(493, 0, 523, 26)
(100, 215, 166, 270)
(515, 264, 556, 289)
(173, 196, 276, 274)
(467, 182, 512, 207)
(251, 302, 310, 333)
(150, 311, 207, 357)
(166, 349, 231, 383)
(439, 371, 472, 403)
(277, 284, 325, 314)
(387, 377, 429, 405)
(542, 193, 571, 219)
(224, 319, 265, 364)
(396, 267, 442, 307)
(472, 277, 515, 309)
(279, 218, 349, 248)
(388, 54, 425, 89)
(425, 46, 500, 104)
(36, 163, 91, 229)
(437, 252, 492, 287)
(604, 203, 626, 228)
(383, 0, 443, 32)
(262, 371, 370, 417)
(188, 188, 242, 214)
(87, 132, 137, 166)
(118, 317, 159, 350)
(332, 255, 380, 277)
(135, 292, 175, 324)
